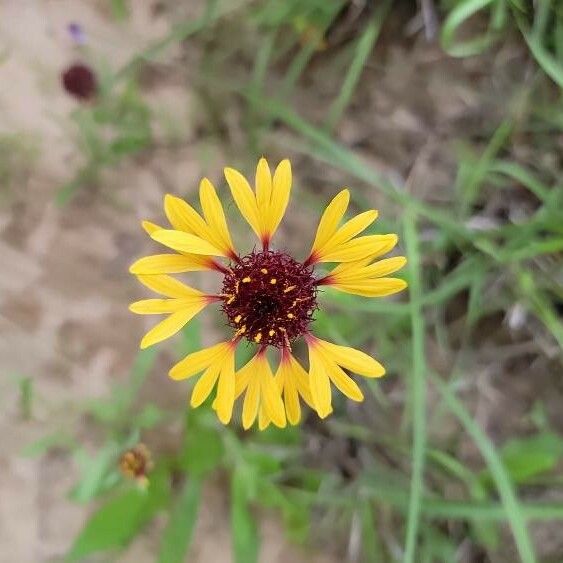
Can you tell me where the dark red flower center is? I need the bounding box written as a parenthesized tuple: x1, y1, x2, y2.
(221, 250, 318, 348)
(61, 63, 97, 101)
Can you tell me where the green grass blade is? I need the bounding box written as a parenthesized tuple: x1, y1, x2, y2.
(460, 120, 512, 213)
(429, 372, 537, 563)
(231, 468, 259, 563)
(403, 206, 427, 563)
(512, 4, 563, 88)
(295, 482, 563, 521)
(158, 478, 202, 563)
(440, 0, 497, 57)
(325, 0, 391, 131)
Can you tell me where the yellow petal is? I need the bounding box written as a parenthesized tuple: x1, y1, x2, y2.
(235, 357, 255, 399)
(142, 220, 162, 235)
(140, 305, 206, 349)
(282, 372, 301, 425)
(308, 346, 332, 418)
(309, 189, 350, 259)
(258, 405, 270, 431)
(199, 178, 236, 256)
(333, 278, 408, 297)
(266, 159, 292, 239)
(287, 354, 315, 408)
(129, 254, 213, 274)
(190, 363, 221, 407)
(319, 355, 364, 401)
(330, 256, 407, 283)
(164, 194, 209, 237)
(329, 236, 399, 275)
(320, 210, 378, 253)
(151, 229, 224, 256)
(224, 167, 261, 240)
(242, 373, 260, 430)
(169, 341, 230, 380)
(320, 235, 396, 263)
(255, 157, 272, 219)
(215, 349, 235, 424)
(129, 297, 205, 314)
(255, 354, 286, 428)
(316, 338, 385, 378)
(136, 274, 203, 298)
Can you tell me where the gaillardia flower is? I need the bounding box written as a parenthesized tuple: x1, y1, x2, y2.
(129, 158, 407, 429)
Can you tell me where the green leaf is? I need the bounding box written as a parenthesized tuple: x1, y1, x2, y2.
(21, 431, 76, 458)
(69, 489, 146, 560)
(480, 433, 563, 486)
(135, 403, 167, 428)
(69, 465, 170, 560)
(257, 483, 309, 544)
(70, 444, 121, 503)
(158, 478, 202, 563)
(231, 468, 259, 563)
(180, 413, 224, 477)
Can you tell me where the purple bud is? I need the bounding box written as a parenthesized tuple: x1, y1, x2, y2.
(68, 22, 86, 45)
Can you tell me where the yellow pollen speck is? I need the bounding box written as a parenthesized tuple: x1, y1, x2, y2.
(254, 332, 262, 343)
(227, 295, 235, 304)
(238, 325, 246, 334)
(270, 278, 277, 284)
(287, 313, 294, 319)
(279, 327, 286, 331)
(234, 315, 242, 323)
(242, 277, 251, 283)
(269, 329, 275, 337)
(283, 285, 296, 293)
(260, 268, 268, 274)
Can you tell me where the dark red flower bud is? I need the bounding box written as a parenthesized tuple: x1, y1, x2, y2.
(61, 63, 97, 101)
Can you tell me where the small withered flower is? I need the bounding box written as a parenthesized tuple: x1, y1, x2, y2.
(119, 444, 153, 486)
(61, 63, 97, 101)
(129, 158, 407, 429)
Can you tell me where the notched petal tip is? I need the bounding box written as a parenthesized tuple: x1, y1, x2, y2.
(223, 166, 239, 180)
(277, 158, 291, 173)
(316, 406, 332, 419)
(141, 220, 161, 236)
(164, 193, 179, 204)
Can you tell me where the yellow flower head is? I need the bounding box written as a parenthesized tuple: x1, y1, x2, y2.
(129, 158, 407, 429)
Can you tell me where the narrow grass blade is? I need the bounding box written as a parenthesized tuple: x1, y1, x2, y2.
(429, 371, 536, 563)
(158, 478, 202, 563)
(403, 206, 427, 563)
(325, 0, 391, 131)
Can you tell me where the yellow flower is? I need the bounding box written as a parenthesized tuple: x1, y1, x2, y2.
(129, 158, 407, 428)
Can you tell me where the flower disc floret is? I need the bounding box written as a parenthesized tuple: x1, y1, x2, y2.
(221, 250, 318, 348)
